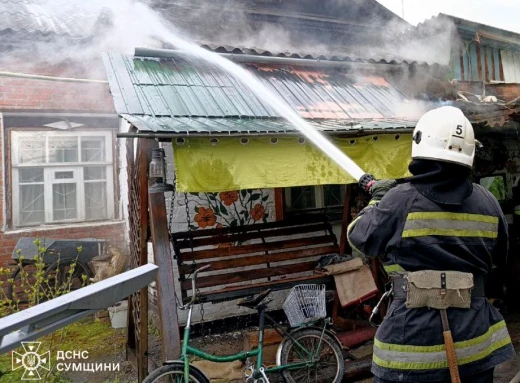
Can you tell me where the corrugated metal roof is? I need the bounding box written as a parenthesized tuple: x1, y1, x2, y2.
(103, 52, 416, 123)
(0, 0, 104, 37)
(122, 115, 416, 135)
(196, 44, 435, 67)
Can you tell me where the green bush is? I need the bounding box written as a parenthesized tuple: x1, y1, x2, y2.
(0, 239, 87, 382)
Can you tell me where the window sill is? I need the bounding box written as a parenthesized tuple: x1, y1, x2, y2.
(4, 220, 126, 235)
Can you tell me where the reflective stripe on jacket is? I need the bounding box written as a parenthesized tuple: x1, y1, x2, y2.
(347, 182, 515, 382)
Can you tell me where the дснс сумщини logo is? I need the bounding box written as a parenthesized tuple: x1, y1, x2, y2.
(12, 342, 51, 380)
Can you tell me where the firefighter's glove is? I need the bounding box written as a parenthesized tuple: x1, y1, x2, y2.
(369, 179, 397, 200)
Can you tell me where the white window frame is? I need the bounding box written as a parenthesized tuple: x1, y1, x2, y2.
(11, 130, 115, 227)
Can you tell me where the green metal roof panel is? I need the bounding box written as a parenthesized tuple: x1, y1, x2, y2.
(120, 115, 416, 136)
(102, 51, 415, 122)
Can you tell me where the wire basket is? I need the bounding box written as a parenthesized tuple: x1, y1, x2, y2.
(283, 284, 326, 327)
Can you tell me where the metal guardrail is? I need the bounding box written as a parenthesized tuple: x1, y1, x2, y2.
(0, 264, 158, 355)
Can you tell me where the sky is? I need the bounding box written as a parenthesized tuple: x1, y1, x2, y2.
(376, 0, 520, 34)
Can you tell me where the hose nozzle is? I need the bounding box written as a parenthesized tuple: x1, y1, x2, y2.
(359, 173, 376, 192)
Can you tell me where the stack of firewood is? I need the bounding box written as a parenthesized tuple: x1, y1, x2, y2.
(89, 245, 128, 283)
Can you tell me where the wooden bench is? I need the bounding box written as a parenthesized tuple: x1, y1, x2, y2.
(171, 218, 339, 303)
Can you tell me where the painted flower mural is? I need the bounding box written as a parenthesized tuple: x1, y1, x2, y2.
(194, 207, 217, 228)
(250, 204, 266, 222)
(219, 191, 239, 206)
(183, 189, 273, 231)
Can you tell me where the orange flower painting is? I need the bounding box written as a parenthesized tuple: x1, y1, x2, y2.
(250, 204, 266, 222)
(187, 190, 271, 230)
(194, 207, 216, 228)
(219, 191, 239, 206)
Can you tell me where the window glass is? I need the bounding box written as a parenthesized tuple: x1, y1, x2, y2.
(52, 183, 77, 220)
(85, 182, 107, 220)
(81, 137, 105, 162)
(49, 137, 78, 163)
(324, 185, 344, 207)
(84, 166, 106, 180)
(289, 186, 316, 210)
(19, 138, 45, 164)
(20, 185, 44, 225)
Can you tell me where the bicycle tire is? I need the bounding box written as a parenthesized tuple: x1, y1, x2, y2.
(142, 362, 210, 383)
(279, 328, 345, 383)
(43, 260, 91, 298)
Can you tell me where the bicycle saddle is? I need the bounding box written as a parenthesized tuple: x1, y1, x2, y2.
(237, 289, 272, 309)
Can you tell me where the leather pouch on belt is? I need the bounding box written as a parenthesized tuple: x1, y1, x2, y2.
(405, 270, 474, 309)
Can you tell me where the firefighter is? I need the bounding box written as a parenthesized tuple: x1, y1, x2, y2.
(347, 106, 515, 383)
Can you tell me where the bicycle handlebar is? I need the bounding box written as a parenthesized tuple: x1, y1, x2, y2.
(177, 265, 211, 310)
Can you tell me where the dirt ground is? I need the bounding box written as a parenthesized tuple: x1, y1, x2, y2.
(57, 312, 520, 382)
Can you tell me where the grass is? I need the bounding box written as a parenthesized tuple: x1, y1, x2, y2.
(0, 316, 127, 383)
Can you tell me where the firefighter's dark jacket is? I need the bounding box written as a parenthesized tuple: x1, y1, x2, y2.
(347, 182, 515, 382)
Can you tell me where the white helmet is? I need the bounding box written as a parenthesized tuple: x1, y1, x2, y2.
(411, 106, 475, 168)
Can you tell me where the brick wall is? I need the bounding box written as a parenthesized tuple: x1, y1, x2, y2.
(0, 76, 115, 113)
(0, 62, 125, 266)
(0, 222, 127, 266)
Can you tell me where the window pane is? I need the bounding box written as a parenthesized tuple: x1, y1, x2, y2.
(324, 185, 344, 207)
(81, 137, 105, 162)
(55, 171, 74, 179)
(19, 168, 44, 183)
(20, 184, 44, 225)
(289, 186, 316, 210)
(20, 138, 45, 164)
(53, 183, 77, 220)
(85, 182, 107, 220)
(49, 137, 78, 163)
(84, 166, 106, 181)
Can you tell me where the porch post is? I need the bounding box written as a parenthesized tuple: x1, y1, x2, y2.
(339, 184, 352, 254)
(149, 182, 181, 361)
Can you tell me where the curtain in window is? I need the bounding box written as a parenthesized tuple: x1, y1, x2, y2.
(174, 134, 412, 192)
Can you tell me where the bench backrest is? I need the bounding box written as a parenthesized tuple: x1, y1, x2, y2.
(171, 219, 339, 302)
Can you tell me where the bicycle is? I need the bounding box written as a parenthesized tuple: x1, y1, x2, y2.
(143, 265, 345, 383)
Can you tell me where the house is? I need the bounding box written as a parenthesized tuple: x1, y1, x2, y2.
(0, 0, 429, 269)
(0, 1, 128, 268)
(409, 14, 520, 228)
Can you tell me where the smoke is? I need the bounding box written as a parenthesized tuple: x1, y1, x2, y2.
(0, 0, 458, 78)
(0, 0, 457, 71)
(0, 0, 460, 115)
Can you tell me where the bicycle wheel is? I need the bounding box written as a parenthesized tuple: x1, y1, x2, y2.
(279, 328, 345, 383)
(42, 260, 91, 299)
(142, 362, 210, 383)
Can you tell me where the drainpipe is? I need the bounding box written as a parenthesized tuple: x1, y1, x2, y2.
(0, 71, 107, 84)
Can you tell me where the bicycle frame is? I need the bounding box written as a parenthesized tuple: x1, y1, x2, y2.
(180, 302, 327, 381)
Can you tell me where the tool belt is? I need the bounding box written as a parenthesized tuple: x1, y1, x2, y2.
(392, 271, 485, 309)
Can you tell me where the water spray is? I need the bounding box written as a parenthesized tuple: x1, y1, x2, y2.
(140, 10, 367, 182)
